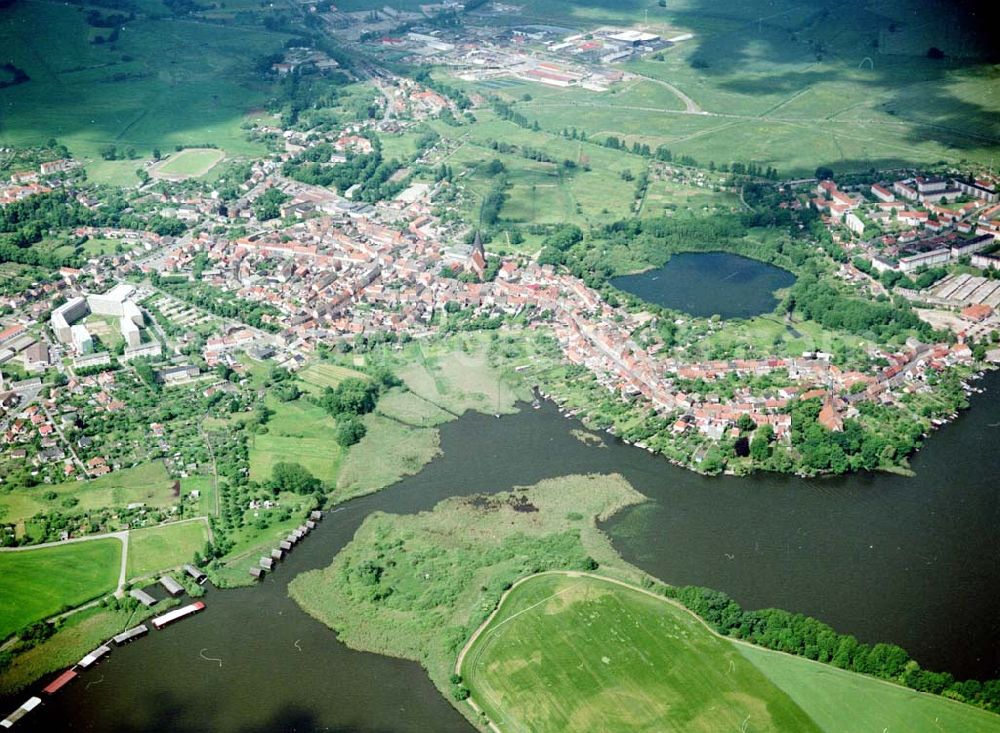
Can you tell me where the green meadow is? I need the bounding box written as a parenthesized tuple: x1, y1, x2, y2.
(126, 520, 210, 579)
(1, 461, 176, 531)
(462, 573, 818, 733)
(0, 539, 122, 640)
(248, 396, 343, 485)
(153, 147, 225, 178)
(462, 573, 1000, 733)
(0, 1, 287, 182)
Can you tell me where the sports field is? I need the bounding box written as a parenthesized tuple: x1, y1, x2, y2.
(126, 520, 210, 580)
(152, 148, 225, 179)
(461, 573, 1000, 733)
(0, 540, 122, 640)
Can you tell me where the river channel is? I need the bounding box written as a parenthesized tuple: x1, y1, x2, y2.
(610, 251, 796, 319)
(13, 372, 1000, 731)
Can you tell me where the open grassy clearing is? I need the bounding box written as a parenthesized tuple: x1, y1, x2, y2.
(248, 396, 342, 485)
(0, 461, 176, 528)
(739, 642, 1000, 733)
(334, 414, 440, 501)
(0, 540, 122, 640)
(290, 474, 646, 699)
(152, 147, 225, 179)
(462, 573, 818, 733)
(391, 337, 529, 417)
(126, 520, 209, 580)
(375, 388, 455, 427)
(0, 1, 286, 180)
(298, 362, 369, 392)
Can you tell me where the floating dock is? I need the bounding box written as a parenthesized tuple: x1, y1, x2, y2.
(159, 575, 185, 597)
(183, 564, 207, 585)
(42, 669, 77, 695)
(77, 644, 111, 669)
(1, 697, 41, 728)
(151, 601, 205, 630)
(112, 624, 149, 646)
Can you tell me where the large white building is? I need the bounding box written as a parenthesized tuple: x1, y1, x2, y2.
(51, 297, 89, 342)
(70, 324, 93, 355)
(88, 283, 136, 317)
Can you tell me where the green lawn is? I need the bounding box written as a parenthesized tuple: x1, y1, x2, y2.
(0, 461, 177, 528)
(153, 147, 225, 178)
(248, 396, 342, 485)
(0, 540, 122, 639)
(126, 520, 209, 579)
(739, 643, 1000, 733)
(462, 573, 818, 733)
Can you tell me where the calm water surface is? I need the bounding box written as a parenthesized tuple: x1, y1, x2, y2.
(611, 251, 796, 319)
(10, 373, 1000, 730)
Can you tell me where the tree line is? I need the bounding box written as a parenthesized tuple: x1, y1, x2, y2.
(668, 583, 1000, 713)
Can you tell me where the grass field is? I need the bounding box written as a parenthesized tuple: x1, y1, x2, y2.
(392, 337, 528, 417)
(375, 388, 455, 427)
(739, 642, 1000, 733)
(462, 573, 1000, 733)
(248, 396, 343, 485)
(0, 461, 176, 530)
(0, 540, 122, 640)
(126, 520, 209, 580)
(152, 148, 225, 179)
(0, 1, 285, 181)
(334, 414, 440, 501)
(297, 362, 369, 396)
(461, 573, 818, 733)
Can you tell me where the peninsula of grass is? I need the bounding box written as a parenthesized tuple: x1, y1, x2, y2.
(126, 520, 210, 580)
(0, 539, 122, 640)
(334, 413, 440, 501)
(461, 572, 1000, 733)
(289, 474, 647, 704)
(461, 573, 818, 733)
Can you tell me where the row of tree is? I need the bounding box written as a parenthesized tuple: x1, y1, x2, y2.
(669, 584, 1000, 712)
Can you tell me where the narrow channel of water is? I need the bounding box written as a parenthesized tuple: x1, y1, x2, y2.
(610, 251, 796, 319)
(9, 373, 1000, 730)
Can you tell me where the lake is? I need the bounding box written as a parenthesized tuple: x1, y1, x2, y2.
(611, 251, 797, 319)
(9, 374, 1000, 731)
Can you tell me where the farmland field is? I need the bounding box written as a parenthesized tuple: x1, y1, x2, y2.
(152, 148, 225, 179)
(462, 573, 1000, 733)
(298, 362, 369, 392)
(126, 520, 210, 580)
(0, 539, 122, 639)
